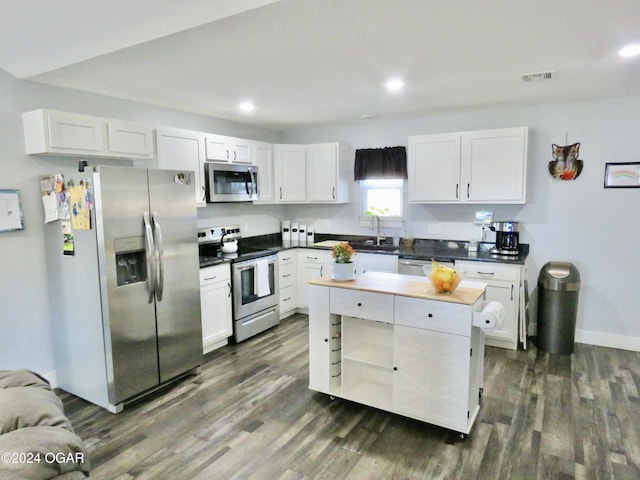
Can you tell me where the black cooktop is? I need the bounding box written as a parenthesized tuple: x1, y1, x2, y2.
(199, 240, 280, 268)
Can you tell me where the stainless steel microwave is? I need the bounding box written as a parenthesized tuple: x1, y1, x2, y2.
(204, 162, 258, 202)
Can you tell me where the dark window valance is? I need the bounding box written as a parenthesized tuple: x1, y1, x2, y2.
(354, 146, 407, 180)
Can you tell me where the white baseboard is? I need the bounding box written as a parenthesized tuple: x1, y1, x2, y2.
(576, 328, 640, 352)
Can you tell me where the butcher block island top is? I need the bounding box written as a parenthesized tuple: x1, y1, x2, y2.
(308, 271, 486, 305)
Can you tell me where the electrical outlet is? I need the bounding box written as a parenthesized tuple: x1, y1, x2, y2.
(427, 223, 442, 234)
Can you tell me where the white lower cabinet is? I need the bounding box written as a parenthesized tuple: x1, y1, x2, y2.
(278, 250, 298, 317)
(298, 249, 331, 310)
(199, 264, 233, 353)
(456, 260, 522, 350)
(309, 284, 484, 435)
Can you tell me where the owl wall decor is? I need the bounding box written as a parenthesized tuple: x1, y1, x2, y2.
(549, 142, 583, 180)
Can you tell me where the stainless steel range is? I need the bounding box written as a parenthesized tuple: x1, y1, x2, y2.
(198, 224, 280, 342)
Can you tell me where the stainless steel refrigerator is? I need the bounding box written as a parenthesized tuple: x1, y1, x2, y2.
(46, 166, 202, 413)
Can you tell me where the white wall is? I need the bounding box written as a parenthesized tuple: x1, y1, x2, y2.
(2, 63, 638, 384)
(0, 68, 282, 380)
(281, 97, 640, 350)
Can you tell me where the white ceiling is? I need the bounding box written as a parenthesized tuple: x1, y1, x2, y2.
(2, 0, 639, 130)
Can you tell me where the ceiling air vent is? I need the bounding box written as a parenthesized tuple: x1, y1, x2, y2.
(520, 70, 555, 82)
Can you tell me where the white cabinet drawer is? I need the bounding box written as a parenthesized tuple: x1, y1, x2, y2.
(456, 261, 519, 282)
(394, 296, 470, 336)
(330, 288, 393, 322)
(280, 284, 297, 312)
(279, 263, 296, 288)
(299, 250, 326, 264)
(278, 251, 295, 266)
(199, 264, 230, 286)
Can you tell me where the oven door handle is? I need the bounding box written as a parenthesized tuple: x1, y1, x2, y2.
(234, 258, 277, 272)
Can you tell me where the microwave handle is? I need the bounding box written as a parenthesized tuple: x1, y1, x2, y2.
(246, 168, 256, 197)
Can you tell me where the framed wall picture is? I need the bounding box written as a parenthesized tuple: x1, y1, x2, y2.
(604, 162, 640, 188)
(0, 189, 25, 232)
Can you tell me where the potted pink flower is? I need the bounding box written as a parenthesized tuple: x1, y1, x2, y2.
(331, 242, 357, 280)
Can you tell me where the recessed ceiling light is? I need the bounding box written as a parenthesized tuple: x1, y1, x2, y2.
(238, 101, 255, 113)
(618, 43, 640, 57)
(384, 78, 405, 93)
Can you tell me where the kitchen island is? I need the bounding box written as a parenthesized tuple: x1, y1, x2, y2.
(308, 271, 488, 437)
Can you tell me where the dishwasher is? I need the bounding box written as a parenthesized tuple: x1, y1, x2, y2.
(397, 258, 455, 276)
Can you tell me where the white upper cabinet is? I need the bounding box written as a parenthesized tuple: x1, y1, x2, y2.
(274, 142, 351, 204)
(205, 134, 252, 164)
(408, 133, 461, 202)
(22, 109, 154, 159)
(253, 141, 275, 204)
(155, 128, 207, 205)
(307, 143, 350, 203)
(275, 144, 307, 202)
(408, 127, 528, 204)
(107, 120, 154, 157)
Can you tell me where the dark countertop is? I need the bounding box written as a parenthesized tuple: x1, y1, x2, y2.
(202, 233, 529, 267)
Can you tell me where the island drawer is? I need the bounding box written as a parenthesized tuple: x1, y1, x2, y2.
(330, 288, 394, 322)
(394, 296, 470, 336)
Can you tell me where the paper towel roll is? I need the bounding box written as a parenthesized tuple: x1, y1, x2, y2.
(473, 301, 505, 330)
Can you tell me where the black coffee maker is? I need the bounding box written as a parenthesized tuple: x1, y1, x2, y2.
(489, 221, 520, 255)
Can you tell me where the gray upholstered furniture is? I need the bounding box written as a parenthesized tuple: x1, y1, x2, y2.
(0, 369, 90, 479)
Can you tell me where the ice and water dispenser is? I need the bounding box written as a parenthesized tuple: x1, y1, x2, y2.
(114, 236, 148, 286)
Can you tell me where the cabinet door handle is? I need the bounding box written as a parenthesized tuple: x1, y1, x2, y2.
(467, 183, 470, 198)
(324, 338, 329, 342)
(428, 313, 433, 318)
(280, 187, 283, 200)
(357, 302, 362, 307)
(455, 183, 459, 199)
(332, 186, 336, 199)
(393, 367, 398, 371)
(283, 296, 292, 301)
(226, 149, 230, 160)
(511, 284, 514, 301)
(320, 266, 323, 276)
(233, 151, 237, 161)
(228, 282, 232, 297)
(477, 271, 495, 275)
(283, 273, 291, 278)
(204, 275, 217, 281)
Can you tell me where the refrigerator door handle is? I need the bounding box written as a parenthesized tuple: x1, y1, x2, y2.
(143, 211, 156, 304)
(152, 212, 165, 302)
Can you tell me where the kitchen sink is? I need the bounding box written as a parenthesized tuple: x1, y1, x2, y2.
(351, 242, 400, 254)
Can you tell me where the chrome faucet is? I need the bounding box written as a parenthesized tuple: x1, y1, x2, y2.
(371, 215, 384, 246)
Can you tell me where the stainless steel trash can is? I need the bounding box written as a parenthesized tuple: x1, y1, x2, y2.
(537, 262, 580, 354)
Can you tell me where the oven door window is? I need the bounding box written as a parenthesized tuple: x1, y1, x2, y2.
(239, 263, 276, 305)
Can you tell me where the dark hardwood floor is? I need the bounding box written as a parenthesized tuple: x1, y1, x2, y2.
(60, 314, 640, 479)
